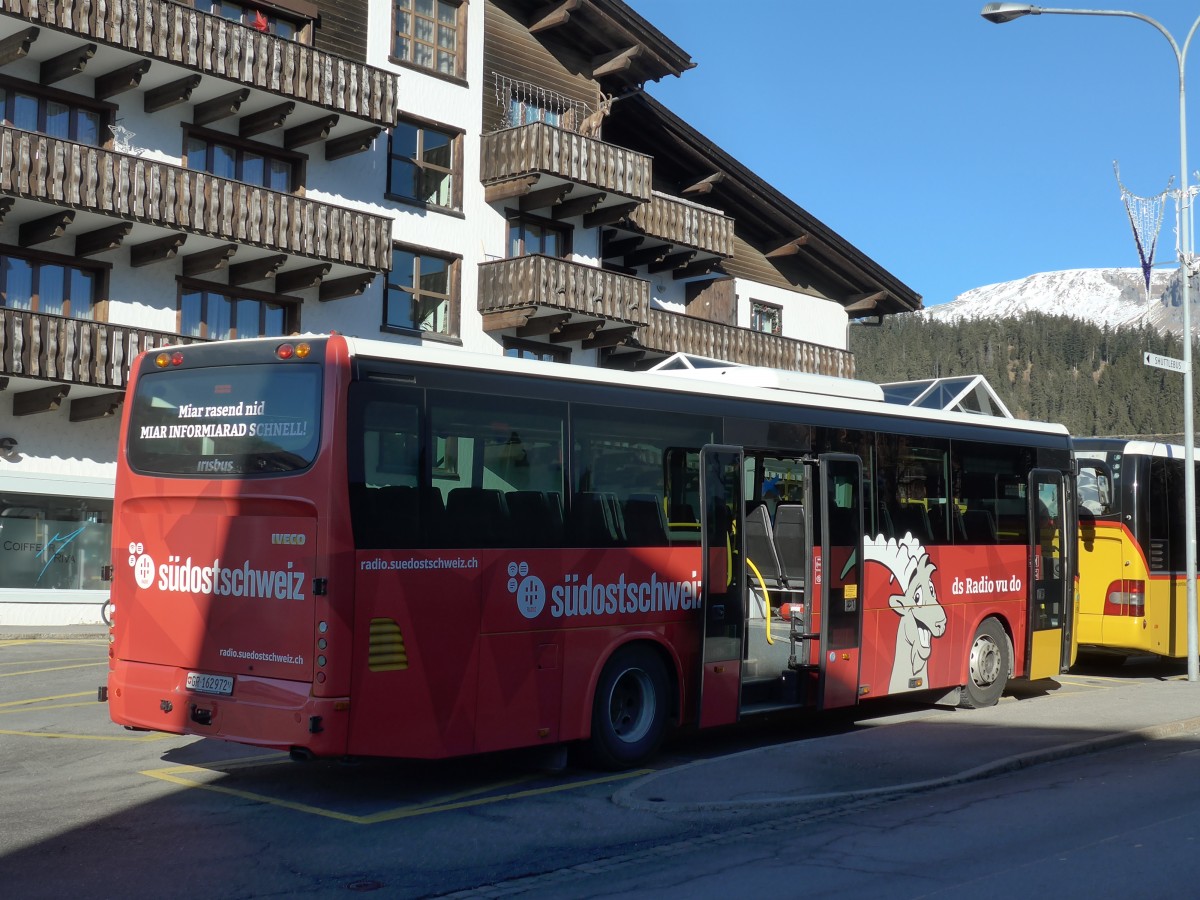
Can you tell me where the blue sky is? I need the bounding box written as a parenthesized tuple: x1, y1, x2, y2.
(626, 1, 1200, 307)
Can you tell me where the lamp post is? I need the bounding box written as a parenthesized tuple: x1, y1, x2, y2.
(982, 3, 1200, 682)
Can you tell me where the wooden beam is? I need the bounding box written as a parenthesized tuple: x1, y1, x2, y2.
(324, 127, 381, 161)
(551, 192, 606, 220)
(19, 211, 74, 247)
(603, 235, 644, 258)
(69, 391, 124, 423)
(285, 114, 340, 150)
(229, 254, 288, 286)
(275, 263, 331, 294)
(14, 384, 70, 416)
(591, 45, 641, 78)
(519, 183, 573, 212)
(583, 200, 638, 229)
(0, 197, 14, 226)
(516, 313, 571, 337)
(0, 26, 39, 69)
(550, 319, 604, 343)
(144, 74, 202, 114)
(481, 307, 537, 332)
(583, 325, 637, 350)
(765, 235, 810, 258)
(624, 245, 669, 268)
(40, 43, 95, 85)
(529, 0, 582, 32)
(75, 223, 131, 258)
(672, 259, 724, 280)
(0, 376, 8, 391)
(484, 176, 539, 205)
(193, 88, 250, 127)
(95, 59, 151, 100)
(843, 291, 887, 314)
(319, 273, 376, 302)
(182, 244, 238, 277)
(601, 349, 645, 371)
(130, 234, 187, 267)
(682, 172, 723, 195)
(647, 250, 696, 273)
(240, 102, 294, 139)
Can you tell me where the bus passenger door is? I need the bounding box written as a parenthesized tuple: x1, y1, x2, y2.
(696, 445, 745, 728)
(1028, 469, 1070, 679)
(814, 453, 864, 710)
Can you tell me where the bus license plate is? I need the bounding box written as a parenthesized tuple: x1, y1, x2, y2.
(185, 672, 234, 696)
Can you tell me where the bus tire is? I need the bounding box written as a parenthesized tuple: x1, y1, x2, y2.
(587, 644, 669, 769)
(959, 617, 1010, 709)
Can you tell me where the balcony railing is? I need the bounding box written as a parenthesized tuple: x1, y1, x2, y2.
(480, 123, 652, 203)
(0, 0, 399, 127)
(643, 308, 855, 377)
(478, 255, 649, 325)
(0, 307, 205, 389)
(627, 191, 734, 258)
(0, 126, 392, 270)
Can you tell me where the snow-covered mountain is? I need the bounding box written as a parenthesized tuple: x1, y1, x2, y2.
(923, 267, 1195, 337)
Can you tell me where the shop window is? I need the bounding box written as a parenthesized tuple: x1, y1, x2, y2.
(0, 491, 113, 592)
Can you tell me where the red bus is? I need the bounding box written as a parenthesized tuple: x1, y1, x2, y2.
(105, 335, 1075, 767)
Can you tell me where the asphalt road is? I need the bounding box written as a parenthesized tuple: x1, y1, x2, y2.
(0, 636, 1187, 898)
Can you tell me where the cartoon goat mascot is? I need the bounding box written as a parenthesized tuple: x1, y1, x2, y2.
(864, 533, 947, 693)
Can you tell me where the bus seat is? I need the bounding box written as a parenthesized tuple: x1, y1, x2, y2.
(962, 509, 998, 544)
(569, 491, 622, 546)
(891, 505, 931, 543)
(773, 502, 806, 589)
(446, 487, 511, 548)
(622, 494, 669, 547)
(926, 504, 966, 544)
(507, 490, 564, 547)
(745, 503, 785, 619)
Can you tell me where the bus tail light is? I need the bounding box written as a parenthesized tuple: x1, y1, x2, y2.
(154, 351, 184, 368)
(1104, 579, 1145, 616)
(275, 341, 311, 360)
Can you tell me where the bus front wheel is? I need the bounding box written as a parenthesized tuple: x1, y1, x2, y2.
(959, 617, 1010, 709)
(587, 645, 668, 769)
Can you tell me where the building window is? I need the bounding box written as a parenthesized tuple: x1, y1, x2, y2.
(0, 81, 107, 146)
(179, 283, 292, 339)
(192, 0, 314, 42)
(388, 118, 460, 210)
(504, 337, 569, 363)
(386, 245, 459, 337)
(0, 250, 101, 319)
(508, 213, 570, 258)
(750, 300, 782, 335)
(391, 0, 465, 78)
(185, 128, 301, 191)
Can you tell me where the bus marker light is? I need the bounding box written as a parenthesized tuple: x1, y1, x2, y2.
(171, 352, 184, 366)
(294, 342, 311, 358)
(316, 672, 326, 684)
(276, 343, 295, 360)
(154, 352, 171, 368)
(333, 701, 350, 712)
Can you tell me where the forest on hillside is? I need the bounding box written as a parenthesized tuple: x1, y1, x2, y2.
(847, 312, 1199, 438)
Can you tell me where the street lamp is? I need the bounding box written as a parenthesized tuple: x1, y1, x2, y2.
(982, 3, 1200, 682)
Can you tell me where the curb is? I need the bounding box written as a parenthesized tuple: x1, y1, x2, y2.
(612, 714, 1200, 814)
(0, 630, 108, 641)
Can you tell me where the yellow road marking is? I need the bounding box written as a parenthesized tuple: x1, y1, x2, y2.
(0, 701, 96, 715)
(0, 691, 94, 708)
(0, 662, 106, 677)
(140, 761, 651, 824)
(0, 728, 170, 742)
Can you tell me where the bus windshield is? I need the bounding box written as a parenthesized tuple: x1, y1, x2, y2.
(126, 363, 322, 476)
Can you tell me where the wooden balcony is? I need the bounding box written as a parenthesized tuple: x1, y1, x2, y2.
(478, 255, 649, 334)
(0, 307, 204, 391)
(0, 125, 392, 271)
(0, 0, 399, 128)
(626, 192, 734, 258)
(640, 308, 855, 377)
(481, 123, 652, 208)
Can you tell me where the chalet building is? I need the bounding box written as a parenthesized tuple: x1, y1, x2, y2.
(0, 0, 919, 625)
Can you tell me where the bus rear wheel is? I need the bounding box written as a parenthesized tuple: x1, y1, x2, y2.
(959, 617, 1010, 709)
(587, 645, 668, 769)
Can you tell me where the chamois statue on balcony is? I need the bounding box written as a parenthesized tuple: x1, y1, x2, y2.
(576, 93, 614, 139)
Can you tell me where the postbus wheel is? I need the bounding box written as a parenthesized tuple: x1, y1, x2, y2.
(959, 617, 1010, 709)
(587, 644, 669, 769)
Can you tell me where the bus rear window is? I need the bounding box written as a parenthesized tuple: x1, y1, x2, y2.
(126, 363, 322, 476)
